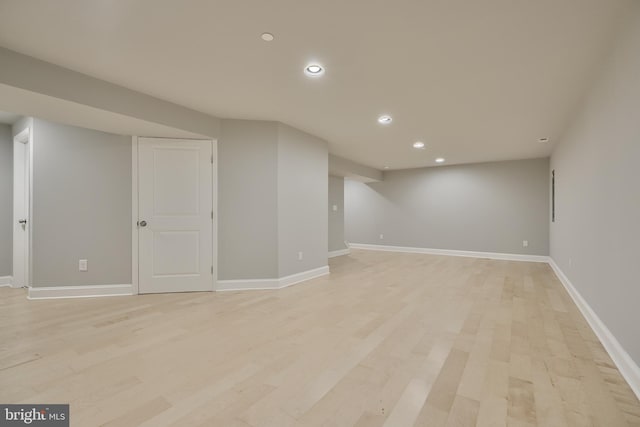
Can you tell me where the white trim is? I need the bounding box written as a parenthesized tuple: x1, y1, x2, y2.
(349, 243, 549, 263)
(0, 276, 13, 287)
(548, 258, 640, 400)
(217, 266, 330, 292)
(329, 248, 351, 258)
(27, 284, 134, 300)
(131, 136, 139, 295)
(28, 121, 34, 288)
(217, 277, 280, 292)
(211, 139, 218, 291)
(13, 121, 33, 289)
(279, 266, 329, 288)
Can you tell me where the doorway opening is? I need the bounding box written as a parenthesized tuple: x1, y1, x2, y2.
(13, 127, 31, 288)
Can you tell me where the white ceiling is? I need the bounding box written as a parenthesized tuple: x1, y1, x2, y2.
(0, 0, 630, 169)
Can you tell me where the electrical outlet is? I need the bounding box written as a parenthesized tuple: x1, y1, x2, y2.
(79, 259, 88, 272)
(523, 240, 528, 247)
(379, 234, 384, 240)
(298, 251, 303, 261)
(332, 205, 338, 212)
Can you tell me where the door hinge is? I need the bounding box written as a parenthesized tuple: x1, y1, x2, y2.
(211, 266, 214, 275)
(211, 211, 214, 220)
(211, 155, 214, 164)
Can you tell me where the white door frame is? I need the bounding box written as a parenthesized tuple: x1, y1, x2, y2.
(13, 126, 33, 289)
(131, 136, 218, 294)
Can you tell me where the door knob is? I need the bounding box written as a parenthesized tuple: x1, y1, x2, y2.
(18, 219, 27, 225)
(138, 220, 147, 227)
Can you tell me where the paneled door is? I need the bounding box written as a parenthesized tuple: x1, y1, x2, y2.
(138, 138, 213, 293)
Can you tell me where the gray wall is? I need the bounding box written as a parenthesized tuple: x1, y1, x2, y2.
(218, 119, 279, 280)
(31, 119, 131, 286)
(0, 123, 12, 276)
(345, 158, 550, 255)
(277, 124, 328, 277)
(6, 116, 328, 286)
(328, 175, 347, 253)
(550, 2, 640, 365)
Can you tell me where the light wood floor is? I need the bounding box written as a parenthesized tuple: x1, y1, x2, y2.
(1, 250, 639, 426)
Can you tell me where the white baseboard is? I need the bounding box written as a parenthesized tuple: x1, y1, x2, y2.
(0, 276, 12, 287)
(217, 266, 330, 292)
(28, 284, 134, 300)
(329, 248, 351, 258)
(548, 259, 640, 400)
(279, 266, 330, 288)
(349, 243, 549, 263)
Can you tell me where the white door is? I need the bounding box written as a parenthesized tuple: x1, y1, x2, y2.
(138, 138, 213, 293)
(13, 129, 30, 288)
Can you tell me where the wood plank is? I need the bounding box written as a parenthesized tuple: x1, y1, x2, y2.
(0, 249, 637, 426)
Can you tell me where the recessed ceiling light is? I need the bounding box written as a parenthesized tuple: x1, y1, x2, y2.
(435, 157, 445, 163)
(412, 141, 425, 149)
(538, 137, 549, 143)
(383, 166, 390, 169)
(304, 64, 324, 76)
(377, 115, 392, 124)
(261, 32, 274, 41)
